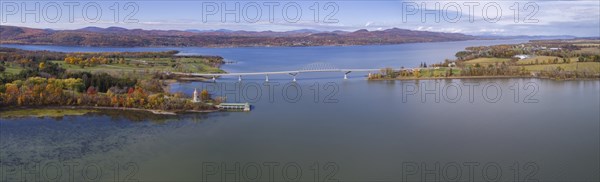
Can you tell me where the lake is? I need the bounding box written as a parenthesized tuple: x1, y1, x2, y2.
(1, 40, 599, 181)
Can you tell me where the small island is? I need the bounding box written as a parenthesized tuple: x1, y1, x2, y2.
(369, 39, 600, 80)
(0, 47, 229, 117)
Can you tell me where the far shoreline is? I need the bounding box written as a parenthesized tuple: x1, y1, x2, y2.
(0, 39, 525, 50)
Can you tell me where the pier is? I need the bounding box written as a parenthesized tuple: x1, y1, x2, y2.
(216, 103, 251, 112)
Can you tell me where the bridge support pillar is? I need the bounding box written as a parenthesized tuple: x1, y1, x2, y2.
(289, 73, 298, 82)
(265, 75, 269, 82)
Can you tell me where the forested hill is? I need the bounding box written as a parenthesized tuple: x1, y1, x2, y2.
(1, 25, 477, 47)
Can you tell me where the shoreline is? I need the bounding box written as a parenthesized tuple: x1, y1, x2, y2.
(0, 106, 220, 117)
(369, 75, 600, 81)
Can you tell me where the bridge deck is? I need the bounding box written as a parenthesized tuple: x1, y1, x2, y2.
(171, 69, 382, 77)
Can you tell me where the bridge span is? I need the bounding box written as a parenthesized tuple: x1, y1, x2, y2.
(169, 68, 383, 81)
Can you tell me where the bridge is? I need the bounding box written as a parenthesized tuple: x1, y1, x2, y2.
(168, 63, 387, 82)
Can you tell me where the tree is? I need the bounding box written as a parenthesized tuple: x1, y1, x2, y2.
(3, 83, 19, 104)
(17, 58, 32, 67)
(593, 55, 600, 62)
(148, 93, 165, 109)
(380, 67, 395, 78)
(0, 65, 5, 72)
(45, 83, 62, 104)
(39, 62, 46, 70)
(201, 89, 210, 101)
(110, 95, 119, 107)
(87, 86, 97, 95)
(127, 87, 135, 95)
(64, 78, 84, 92)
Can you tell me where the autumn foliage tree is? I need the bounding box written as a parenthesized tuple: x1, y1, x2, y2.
(200, 89, 210, 101)
(64, 55, 109, 67)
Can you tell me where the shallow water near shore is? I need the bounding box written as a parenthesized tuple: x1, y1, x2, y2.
(1, 40, 599, 181)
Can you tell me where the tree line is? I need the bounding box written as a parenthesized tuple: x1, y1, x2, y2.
(0, 77, 214, 111)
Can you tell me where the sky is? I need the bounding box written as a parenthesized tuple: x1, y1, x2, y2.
(1, 0, 599, 37)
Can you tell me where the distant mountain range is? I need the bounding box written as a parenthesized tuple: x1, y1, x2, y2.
(0, 25, 575, 47)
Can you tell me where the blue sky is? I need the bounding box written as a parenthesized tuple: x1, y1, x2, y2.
(1, 0, 599, 36)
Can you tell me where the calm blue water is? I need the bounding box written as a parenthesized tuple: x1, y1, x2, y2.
(1, 41, 599, 181)
(2, 39, 527, 72)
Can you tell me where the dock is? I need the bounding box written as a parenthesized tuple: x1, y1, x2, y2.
(216, 103, 251, 112)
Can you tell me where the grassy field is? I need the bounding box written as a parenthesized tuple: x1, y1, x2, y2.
(0, 109, 97, 118)
(575, 47, 600, 54)
(1, 62, 25, 74)
(573, 43, 600, 47)
(516, 56, 573, 65)
(1, 57, 224, 80)
(464, 57, 511, 66)
(519, 62, 600, 73)
(4, 66, 23, 74)
(50, 57, 224, 78)
(514, 56, 600, 73)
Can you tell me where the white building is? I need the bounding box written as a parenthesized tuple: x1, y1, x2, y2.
(549, 48, 561, 51)
(514, 54, 530, 59)
(192, 88, 200, 103)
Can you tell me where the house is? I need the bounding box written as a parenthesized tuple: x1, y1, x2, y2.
(448, 62, 457, 67)
(514, 54, 530, 59)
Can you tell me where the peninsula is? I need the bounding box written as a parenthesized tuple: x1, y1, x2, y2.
(369, 39, 600, 80)
(0, 47, 227, 116)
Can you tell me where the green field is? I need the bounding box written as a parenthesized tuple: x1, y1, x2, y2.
(4, 66, 23, 74)
(464, 57, 511, 66)
(50, 57, 224, 78)
(516, 56, 574, 65)
(575, 47, 600, 54)
(0, 62, 25, 75)
(520, 62, 600, 73)
(513, 56, 600, 73)
(573, 43, 600, 47)
(1, 57, 224, 80)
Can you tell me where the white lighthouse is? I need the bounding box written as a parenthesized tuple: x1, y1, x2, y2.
(192, 88, 200, 103)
